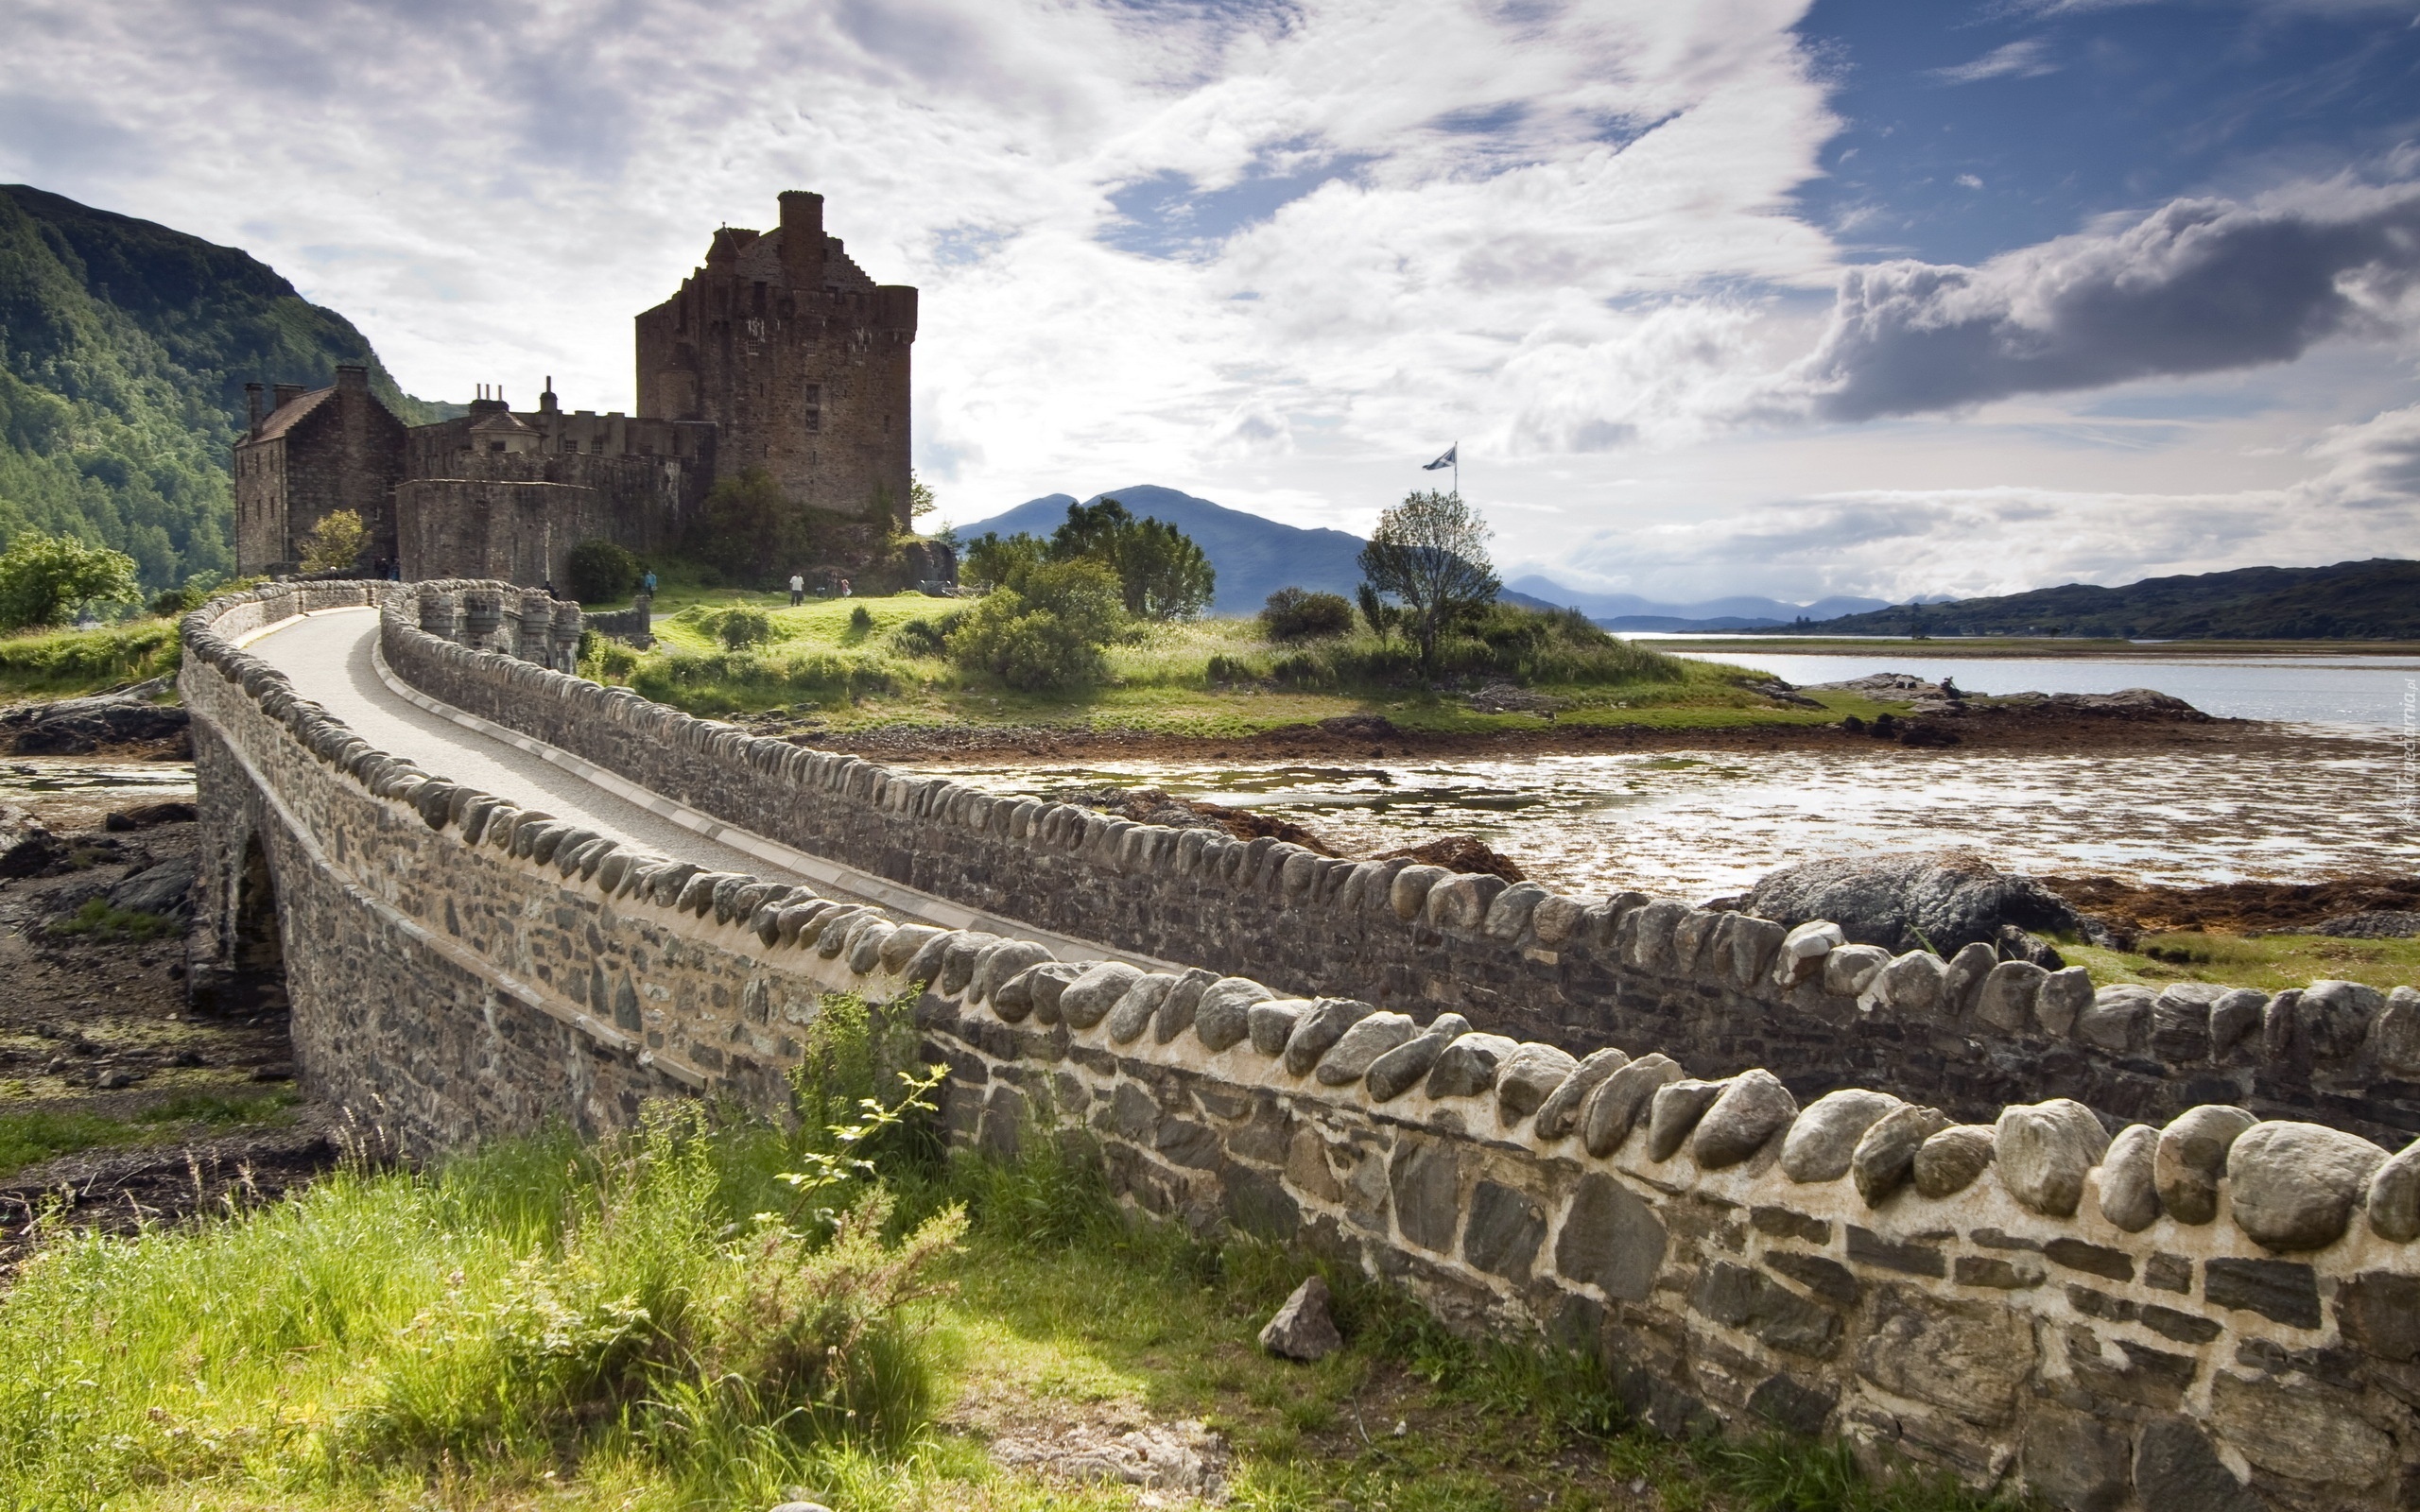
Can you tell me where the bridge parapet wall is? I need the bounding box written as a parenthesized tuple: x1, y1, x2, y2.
(376, 580, 2420, 1146)
(177, 581, 2420, 1510)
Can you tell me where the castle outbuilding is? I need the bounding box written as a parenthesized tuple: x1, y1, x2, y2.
(233, 189, 922, 581)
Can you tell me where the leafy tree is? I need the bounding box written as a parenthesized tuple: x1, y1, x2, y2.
(1043, 499, 1214, 620)
(1261, 587, 1355, 642)
(1356, 582, 1400, 645)
(909, 473, 936, 521)
(950, 558, 1126, 691)
(1357, 490, 1499, 675)
(0, 531, 143, 630)
(961, 532, 1046, 593)
(299, 509, 367, 574)
(565, 539, 640, 604)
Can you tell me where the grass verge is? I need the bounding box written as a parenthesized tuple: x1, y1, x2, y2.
(0, 618, 182, 698)
(2063, 931, 2420, 994)
(0, 995, 2021, 1512)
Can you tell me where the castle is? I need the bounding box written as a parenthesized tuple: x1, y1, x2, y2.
(233, 191, 921, 586)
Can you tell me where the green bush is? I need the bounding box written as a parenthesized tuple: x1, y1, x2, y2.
(717, 606, 772, 649)
(565, 539, 640, 604)
(0, 531, 142, 630)
(950, 558, 1126, 691)
(848, 603, 875, 634)
(1260, 587, 1356, 641)
(0, 619, 180, 696)
(147, 584, 206, 617)
(887, 614, 959, 659)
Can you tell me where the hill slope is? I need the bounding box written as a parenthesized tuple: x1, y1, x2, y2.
(0, 184, 451, 588)
(957, 485, 1370, 614)
(1778, 558, 2420, 640)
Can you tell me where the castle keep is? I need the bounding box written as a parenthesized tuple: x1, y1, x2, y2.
(233, 190, 914, 580)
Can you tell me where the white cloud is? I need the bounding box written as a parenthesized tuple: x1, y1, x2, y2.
(1929, 39, 2058, 84)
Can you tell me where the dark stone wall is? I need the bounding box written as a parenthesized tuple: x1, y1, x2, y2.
(380, 581, 2420, 1148)
(232, 367, 408, 573)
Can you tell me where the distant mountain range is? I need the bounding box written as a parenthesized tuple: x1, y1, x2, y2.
(1774, 558, 2420, 641)
(956, 486, 1370, 615)
(0, 184, 452, 587)
(1500, 576, 1898, 630)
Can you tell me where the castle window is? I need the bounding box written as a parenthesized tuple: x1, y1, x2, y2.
(490, 441, 506, 454)
(804, 383, 821, 433)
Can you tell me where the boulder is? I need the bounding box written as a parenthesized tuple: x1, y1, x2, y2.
(1690, 1070, 1797, 1168)
(3, 690, 188, 754)
(1106, 974, 1179, 1043)
(1972, 960, 2048, 1034)
(1938, 940, 1997, 1015)
(2152, 1106, 2256, 1226)
(1531, 1047, 1629, 1141)
(1315, 1011, 1416, 1086)
(1282, 998, 1374, 1076)
(2227, 1122, 2388, 1251)
(1737, 850, 2083, 956)
(1494, 1042, 1582, 1124)
(1780, 1089, 1905, 1183)
(1995, 1100, 2111, 1218)
(1860, 950, 1946, 1016)
(1055, 962, 1144, 1030)
(1852, 1105, 1952, 1205)
(106, 855, 198, 917)
(1772, 920, 1844, 988)
(1425, 1033, 1520, 1099)
(1194, 978, 1274, 1052)
(1248, 1000, 1311, 1057)
(1580, 1054, 1684, 1157)
(1822, 944, 1892, 999)
(2095, 1125, 2162, 1232)
(0, 801, 63, 879)
(1911, 1125, 1995, 1198)
(1258, 1275, 1342, 1363)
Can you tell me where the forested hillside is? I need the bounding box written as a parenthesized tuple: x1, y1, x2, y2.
(1779, 558, 2420, 640)
(0, 184, 452, 589)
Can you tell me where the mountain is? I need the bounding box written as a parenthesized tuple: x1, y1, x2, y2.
(956, 485, 1370, 615)
(1503, 575, 1894, 630)
(1772, 558, 2420, 640)
(0, 184, 452, 588)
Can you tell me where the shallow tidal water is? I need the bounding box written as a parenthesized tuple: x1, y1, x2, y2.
(921, 732, 2412, 902)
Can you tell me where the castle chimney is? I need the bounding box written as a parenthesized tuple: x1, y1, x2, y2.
(540, 376, 557, 414)
(778, 190, 826, 289)
(273, 383, 304, 409)
(246, 382, 264, 431)
(335, 363, 368, 393)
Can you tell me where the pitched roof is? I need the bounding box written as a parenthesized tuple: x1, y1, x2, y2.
(249, 386, 333, 443)
(469, 409, 536, 434)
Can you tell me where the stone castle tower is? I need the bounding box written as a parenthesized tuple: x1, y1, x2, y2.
(633, 191, 919, 531)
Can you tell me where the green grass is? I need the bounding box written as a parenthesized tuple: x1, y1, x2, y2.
(0, 617, 181, 698)
(48, 898, 179, 941)
(584, 593, 1831, 737)
(2064, 931, 2420, 994)
(0, 1011, 2024, 1512)
(0, 1090, 302, 1179)
(0, 1108, 134, 1177)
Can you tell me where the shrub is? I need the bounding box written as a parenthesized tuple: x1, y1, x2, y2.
(848, 603, 875, 634)
(0, 532, 142, 630)
(717, 607, 772, 649)
(889, 614, 959, 658)
(0, 619, 179, 696)
(147, 584, 206, 618)
(565, 539, 640, 604)
(299, 508, 368, 574)
(951, 558, 1126, 691)
(1260, 587, 1355, 641)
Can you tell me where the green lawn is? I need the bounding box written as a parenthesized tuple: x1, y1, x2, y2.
(588, 593, 1859, 737)
(0, 618, 182, 698)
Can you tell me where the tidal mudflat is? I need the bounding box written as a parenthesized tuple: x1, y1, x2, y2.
(920, 726, 2408, 900)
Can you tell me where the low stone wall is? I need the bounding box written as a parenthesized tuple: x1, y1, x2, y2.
(376, 579, 2420, 1146)
(182, 582, 2420, 1509)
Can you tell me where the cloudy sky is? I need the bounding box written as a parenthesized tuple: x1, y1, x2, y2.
(5, 0, 2418, 604)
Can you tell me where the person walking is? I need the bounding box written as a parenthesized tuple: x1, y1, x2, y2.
(641, 568, 657, 595)
(789, 571, 805, 607)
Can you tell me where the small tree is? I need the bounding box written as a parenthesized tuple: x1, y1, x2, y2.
(299, 509, 368, 574)
(951, 558, 1126, 691)
(0, 532, 142, 630)
(565, 540, 640, 604)
(961, 532, 1046, 593)
(1044, 499, 1214, 620)
(1357, 490, 1498, 675)
(910, 473, 937, 522)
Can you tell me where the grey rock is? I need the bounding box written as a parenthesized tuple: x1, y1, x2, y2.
(1911, 1125, 1995, 1198)
(1494, 1042, 1582, 1124)
(1554, 1171, 1667, 1301)
(1645, 1079, 1725, 1161)
(1389, 1140, 1462, 1250)
(2152, 1106, 2256, 1226)
(1154, 968, 1219, 1045)
(2208, 988, 2268, 1057)
(1972, 960, 2048, 1034)
(1425, 1032, 1520, 1099)
(937, 931, 998, 996)
(1772, 919, 1843, 988)
(1057, 962, 1145, 1029)
(1106, 974, 1179, 1043)
(1482, 881, 1549, 939)
(1389, 864, 1449, 920)
(1738, 850, 2083, 956)
(1530, 894, 1588, 946)
(1691, 1070, 1797, 1168)
(1258, 1275, 1342, 1362)
(1938, 939, 1998, 1015)
(1364, 1016, 1470, 1101)
(1314, 1011, 1416, 1085)
(2300, 979, 2384, 1063)
(2367, 987, 2420, 1078)
(1282, 998, 1374, 1076)
(2227, 1121, 2388, 1250)
(1861, 950, 1945, 1016)
(1622, 898, 1691, 971)
(1690, 1261, 1841, 1359)
(1423, 873, 1505, 932)
(2368, 1139, 2420, 1243)
(2036, 967, 2096, 1037)
(2132, 1417, 2263, 1512)
(1532, 1047, 1629, 1141)
(1781, 1089, 1906, 1183)
(1024, 961, 1088, 1022)
(1194, 977, 1274, 1052)
(1721, 914, 1788, 987)
(2095, 1125, 2161, 1232)
(1995, 1099, 2111, 1218)
(1248, 999, 1311, 1057)
(1852, 1105, 1952, 1205)
(970, 939, 1053, 1004)
(879, 923, 943, 973)
(2075, 984, 2152, 1053)
(1581, 1054, 1685, 1157)
(106, 855, 198, 917)
(847, 921, 896, 974)
(1821, 944, 1892, 999)
(1462, 1179, 1547, 1279)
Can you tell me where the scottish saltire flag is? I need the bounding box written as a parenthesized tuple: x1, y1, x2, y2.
(1424, 444, 1457, 471)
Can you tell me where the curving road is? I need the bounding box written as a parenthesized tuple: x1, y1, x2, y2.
(239, 607, 1150, 964)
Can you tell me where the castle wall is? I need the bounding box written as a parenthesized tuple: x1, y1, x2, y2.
(231, 367, 407, 574)
(404, 405, 714, 554)
(182, 578, 2420, 1511)
(377, 581, 2420, 1149)
(395, 476, 612, 589)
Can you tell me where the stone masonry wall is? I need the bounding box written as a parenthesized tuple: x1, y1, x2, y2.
(377, 579, 2420, 1148)
(184, 582, 2420, 1511)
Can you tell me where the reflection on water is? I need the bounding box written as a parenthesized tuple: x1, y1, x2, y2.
(925, 735, 2410, 901)
(1, 758, 197, 827)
